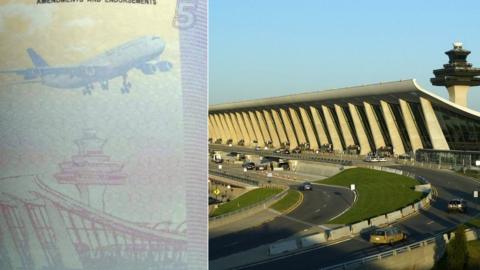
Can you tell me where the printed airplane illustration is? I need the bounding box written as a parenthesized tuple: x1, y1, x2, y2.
(0, 36, 172, 95)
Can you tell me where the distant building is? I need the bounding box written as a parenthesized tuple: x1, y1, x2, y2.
(208, 43, 480, 164)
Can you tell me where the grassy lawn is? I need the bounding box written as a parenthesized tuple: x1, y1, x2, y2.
(270, 190, 302, 213)
(466, 217, 480, 229)
(317, 167, 423, 224)
(210, 187, 282, 217)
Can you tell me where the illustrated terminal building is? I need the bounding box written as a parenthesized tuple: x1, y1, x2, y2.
(208, 43, 480, 165)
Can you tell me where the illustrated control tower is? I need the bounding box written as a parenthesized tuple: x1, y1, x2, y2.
(431, 42, 480, 107)
(55, 130, 127, 206)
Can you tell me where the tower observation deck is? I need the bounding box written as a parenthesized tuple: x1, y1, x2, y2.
(431, 42, 480, 107)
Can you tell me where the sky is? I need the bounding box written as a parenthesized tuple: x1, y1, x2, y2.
(209, 0, 480, 111)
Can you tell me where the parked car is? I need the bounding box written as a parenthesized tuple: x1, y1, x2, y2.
(369, 226, 406, 245)
(299, 182, 313, 191)
(242, 162, 256, 170)
(273, 148, 284, 153)
(292, 147, 302, 154)
(364, 156, 379, 162)
(447, 198, 467, 213)
(255, 146, 261, 151)
(255, 164, 267, 171)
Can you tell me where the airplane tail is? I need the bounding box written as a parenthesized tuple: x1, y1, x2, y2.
(27, 48, 49, 67)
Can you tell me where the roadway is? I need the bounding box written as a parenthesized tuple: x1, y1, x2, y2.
(209, 162, 354, 260)
(230, 166, 480, 270)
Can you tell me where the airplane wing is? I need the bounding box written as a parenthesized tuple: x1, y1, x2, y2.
(0, 65, 109, 80)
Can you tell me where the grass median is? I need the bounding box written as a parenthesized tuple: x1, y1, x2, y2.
(317, 167, 424, 224)
(270, 190, 302, 213)
(210, 187, 283, 217)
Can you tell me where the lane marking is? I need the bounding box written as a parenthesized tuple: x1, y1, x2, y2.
(427, 221, 434, 225)
(315, 209, 321, 213)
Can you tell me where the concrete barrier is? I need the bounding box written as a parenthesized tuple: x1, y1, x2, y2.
(290, 160, 342, 177)
(420, 198, 430, 208)
(401, 206, 415, 217)
(328, 226, 351, 241)
(414, 184, 432, 193)
(465, 228, 479, 241)
(413, 201, 421, 211)
(370, 215, 388, 227)
(301, 233, 328, 247)
(387, 210, 403, 223)
(269, 240, 298, 255)
(350, 220, 370, 234)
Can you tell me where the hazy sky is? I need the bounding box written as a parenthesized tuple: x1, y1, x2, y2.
(209, 0, 480, 111)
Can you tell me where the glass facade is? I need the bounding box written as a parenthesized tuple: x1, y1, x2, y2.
(433, 105, 480, 151)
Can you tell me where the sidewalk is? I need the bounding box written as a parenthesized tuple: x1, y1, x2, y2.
(209, 208, 281, 239)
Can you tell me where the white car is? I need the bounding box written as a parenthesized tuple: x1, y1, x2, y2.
(365, 156, 379, 162)
(378, 157, 387, 162)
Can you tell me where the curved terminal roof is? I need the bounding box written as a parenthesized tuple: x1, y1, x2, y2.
(209, 79, 480, 120)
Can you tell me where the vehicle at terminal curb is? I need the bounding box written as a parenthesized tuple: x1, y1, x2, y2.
(255, 146, 261, 151)
(292, 147, 302, 154)
(447, 198, 467, 213)
(369, 226, 406, 245)
(378, 157, 387, 162)
(364, 156, 379, 162)
(255, 164, 267, 171)
(299, 182, 313, 191)
(242, 162, 256, 170)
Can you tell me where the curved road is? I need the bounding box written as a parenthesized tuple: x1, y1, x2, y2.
(209, 164, 354, 260)
(231, 166, 480, 270)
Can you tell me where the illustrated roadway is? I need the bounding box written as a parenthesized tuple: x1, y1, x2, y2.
(209, 163, 480, 269)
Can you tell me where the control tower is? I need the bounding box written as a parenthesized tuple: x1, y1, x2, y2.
(431, 42, 480, 107)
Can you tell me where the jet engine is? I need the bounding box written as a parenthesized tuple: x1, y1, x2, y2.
(138, 63, 157, 75)
(157, 61, 173, 72)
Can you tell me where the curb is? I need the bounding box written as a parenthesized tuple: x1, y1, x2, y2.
(281, 191, 304, 215)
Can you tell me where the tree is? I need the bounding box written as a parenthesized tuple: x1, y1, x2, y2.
(446, 225, 469, 270)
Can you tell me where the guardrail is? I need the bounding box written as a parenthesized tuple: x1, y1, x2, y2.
(209, 144, 353, 166)
(320, 236, 440, 270)
(209, 169, 260, 186)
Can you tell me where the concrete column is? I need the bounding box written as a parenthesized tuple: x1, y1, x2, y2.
(229, 113, 244, 143)
(43, 200, 83, 269)
(213, 114, 228, 143)
(242, 111, 257, 145)
(221, 113, 237, 143)
(235, 112, 252, 146)
(348, 103, 372, 155)
(399, 99, 423, 152)
(321, 105, 343, 152)
(380, 100, 406, 155)
(363, 102, 386, 150)
(420, 97, 450, 150)
(289, 108, 307, 146)
(248, 111, 265, 146)
(309, 106, 329, 146)
(223, 113, 239, 144)
(271, 109, 288, 146)
(447, 85, 469, 107)
(0, 204, 24, 269)
(15, 203, 49, 270)
(334, 104, 355, 147)
(255, 110, 272, 145)
(208, 118, 218, 141)
(299, 107, 319, 150)
(263, 110, 280, 148)
(279, 108, 298, 149)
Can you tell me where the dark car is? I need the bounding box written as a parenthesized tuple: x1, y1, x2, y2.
(300, 182, 313, 191)
(242, 162, 256, 170)
(292, 147, 302, 154)
(447, 198, 467, 213)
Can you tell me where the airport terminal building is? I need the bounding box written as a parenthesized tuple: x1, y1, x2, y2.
(208, 44, 480, 165)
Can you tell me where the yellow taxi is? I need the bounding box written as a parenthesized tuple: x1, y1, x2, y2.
(369, 226, 406, 245)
